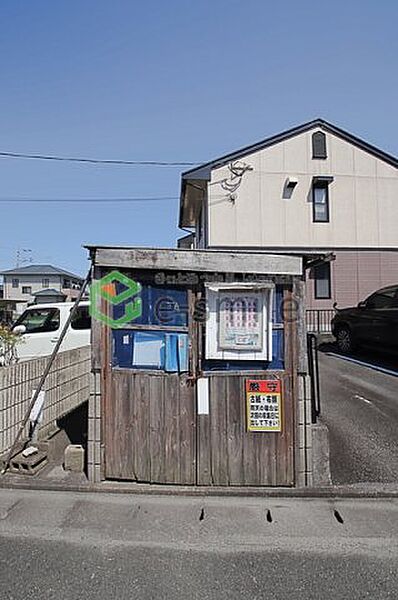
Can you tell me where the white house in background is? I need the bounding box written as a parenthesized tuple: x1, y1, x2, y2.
(0, 264, 83, 315)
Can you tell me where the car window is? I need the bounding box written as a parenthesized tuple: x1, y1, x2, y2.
(14, 308, 60, 333)
(366, 289, 397, 309)
(70, 306, 91, 330)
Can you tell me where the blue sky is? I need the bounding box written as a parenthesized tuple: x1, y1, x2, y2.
(0, 0, 397, 276)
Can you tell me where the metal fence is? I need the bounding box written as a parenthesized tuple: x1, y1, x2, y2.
(0, 346, 91, 456)
(306, 309, 335, 334)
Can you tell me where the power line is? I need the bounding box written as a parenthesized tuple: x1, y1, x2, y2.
(0, 151, 199, 167)
(0, 196, 180, 203)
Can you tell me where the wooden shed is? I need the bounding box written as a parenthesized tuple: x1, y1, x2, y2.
(86, 246, 313, 487)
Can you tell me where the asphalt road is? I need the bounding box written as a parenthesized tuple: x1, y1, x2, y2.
(1, 489, 398, 599)
(319, 347, 398, 485)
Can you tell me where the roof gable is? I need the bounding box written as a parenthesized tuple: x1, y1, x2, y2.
(0, 264, 82, 279)
(182, 119, 398, 180)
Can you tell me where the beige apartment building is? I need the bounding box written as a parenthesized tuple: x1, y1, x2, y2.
(178, 119, 398, 321)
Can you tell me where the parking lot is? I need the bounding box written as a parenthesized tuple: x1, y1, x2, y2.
(319, 344, 398, 486)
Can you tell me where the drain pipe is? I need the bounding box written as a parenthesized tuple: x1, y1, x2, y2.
(1, 267, 92, 475)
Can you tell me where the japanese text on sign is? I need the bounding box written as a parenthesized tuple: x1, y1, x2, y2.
(246, 379, 282, 432)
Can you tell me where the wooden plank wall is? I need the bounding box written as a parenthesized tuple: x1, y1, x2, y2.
(196, 372, 294, 487)
(102, 277, 297, 487)
(106, 370, 196, 484)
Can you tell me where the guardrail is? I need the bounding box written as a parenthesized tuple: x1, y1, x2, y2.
(306, 309, 335, 333)
(0, 346, 90, 456)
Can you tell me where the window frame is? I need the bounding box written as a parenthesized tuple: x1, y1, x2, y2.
(314, 262, 331, 300)
(312, 183, 330, 223)
(12, 278, 19, 288)
(42, 278, 50, 288)
(22, 286, 32, 295)
(112, 282, 189, 373)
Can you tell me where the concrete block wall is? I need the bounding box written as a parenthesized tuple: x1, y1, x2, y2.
(296, 373, 313, 487)
(88, 371, 102, 483)
(0, 346, 91, 456)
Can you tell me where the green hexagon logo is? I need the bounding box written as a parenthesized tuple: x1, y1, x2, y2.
(89, 270, 142, 328)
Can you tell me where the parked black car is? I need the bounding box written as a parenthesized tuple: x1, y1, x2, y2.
(331, 284, 398, 353)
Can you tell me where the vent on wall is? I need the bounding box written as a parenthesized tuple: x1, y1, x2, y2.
(312, 131, 327, 159)
(283, 177, 298, 199)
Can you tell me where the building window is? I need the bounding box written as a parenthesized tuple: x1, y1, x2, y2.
(312, 183, 330, 222)
(63, 279, 71, 288)
(22, 286, 32, 295)
(42, 278, 50, 288)
(111, 283, 189, 372)
(12, 278, 19, 288)
(314, 263, 331, 299)
(312, 131, 327, 159)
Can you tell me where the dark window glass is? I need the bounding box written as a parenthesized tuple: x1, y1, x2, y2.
(42, 278, 50, 288)
(313, 184, 329, 222)
(314, 263, 331, 299)
(312, 131, 327, 159)
(14, 308, 60, 333)
(12, 278, 19, 288)
(366, 289, 397, 309)
(63, 279, 71, 288)
(22, 286, 32, 294)
(71, 306, 91, 330)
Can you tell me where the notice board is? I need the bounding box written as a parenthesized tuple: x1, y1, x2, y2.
(246, 379, 282, 432)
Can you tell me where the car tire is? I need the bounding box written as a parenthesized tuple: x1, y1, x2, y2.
(336, 326, 354, 353)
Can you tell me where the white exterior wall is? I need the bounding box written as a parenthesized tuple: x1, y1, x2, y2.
(3, 274, 62, 301)
(207, 130, 398, 249)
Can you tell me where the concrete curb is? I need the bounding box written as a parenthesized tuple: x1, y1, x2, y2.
(1, 476, 398, 499)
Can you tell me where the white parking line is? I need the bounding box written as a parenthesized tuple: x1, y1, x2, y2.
(354, 394, 372, 404)
(352, 394, 390, 418)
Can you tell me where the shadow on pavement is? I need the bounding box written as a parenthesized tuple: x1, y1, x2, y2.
(318, 341, 398, 374)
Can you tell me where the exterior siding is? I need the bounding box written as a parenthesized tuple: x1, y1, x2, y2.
(3, 274, 62, 301)
(207, 129, 398, 250)
(3, 273, 82, 315)
(306, 250, 398, 310)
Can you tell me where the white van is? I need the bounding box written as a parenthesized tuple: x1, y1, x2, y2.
(12, 301, 90, 361)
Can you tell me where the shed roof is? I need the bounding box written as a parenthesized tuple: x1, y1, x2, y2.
(85, 245, 303, 276)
